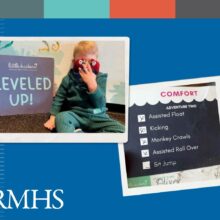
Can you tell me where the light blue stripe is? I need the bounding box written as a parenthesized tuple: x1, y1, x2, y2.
(44, 0, 109, 18)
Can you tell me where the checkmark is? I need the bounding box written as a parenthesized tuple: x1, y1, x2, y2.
(139, 126, 147, 134)
(141, 149, 149, 158)
(137, 114, 146, 123)
(140, 138, 148, 146)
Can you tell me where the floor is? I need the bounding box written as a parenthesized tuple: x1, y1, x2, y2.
(0, 112, 125, 133)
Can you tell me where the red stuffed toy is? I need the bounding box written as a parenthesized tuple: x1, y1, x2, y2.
(73, 59, 100, 74)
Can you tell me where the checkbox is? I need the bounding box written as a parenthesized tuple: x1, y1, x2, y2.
(139, 126, 147, 134)
(142, 161, 151, 170)
(140, 138, 148, 146)
(137, 114, 146, 123)
(141, 149, 149, 158)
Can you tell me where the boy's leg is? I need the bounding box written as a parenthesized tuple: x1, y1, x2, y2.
(85, 114, 125, 133)
(55, 111, 80, 133)
(98, 120, 125, 133)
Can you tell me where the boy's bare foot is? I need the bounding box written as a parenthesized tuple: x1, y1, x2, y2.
(44, 115, 56, 130)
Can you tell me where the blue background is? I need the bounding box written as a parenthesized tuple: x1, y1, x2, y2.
(2, 19, 220, 219)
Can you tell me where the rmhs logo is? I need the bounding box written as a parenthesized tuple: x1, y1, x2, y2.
(0, 189, 64, 209)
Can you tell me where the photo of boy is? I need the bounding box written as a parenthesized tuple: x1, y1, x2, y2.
(44, 41, 125, 133)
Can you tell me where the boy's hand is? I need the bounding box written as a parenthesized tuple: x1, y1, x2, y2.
(44, 115, 56, 131)
(79, 62, 97, 93)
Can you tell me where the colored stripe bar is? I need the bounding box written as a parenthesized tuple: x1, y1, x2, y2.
(176, 0, 220, 18)
(0, 0, 43, 18)
(44, 0, 109, 18)
(0, 0, 220, 20)
(110, 0, 176, 18)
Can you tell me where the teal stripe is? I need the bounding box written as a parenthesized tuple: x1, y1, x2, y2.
(44, 0, 109, 18)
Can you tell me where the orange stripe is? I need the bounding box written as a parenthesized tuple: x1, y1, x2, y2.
(110, 0, 176, 18)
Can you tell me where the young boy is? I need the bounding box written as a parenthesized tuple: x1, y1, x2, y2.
(44, 41, 125, 133)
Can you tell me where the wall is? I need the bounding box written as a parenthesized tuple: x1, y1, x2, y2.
(0, 39, 126, 104)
